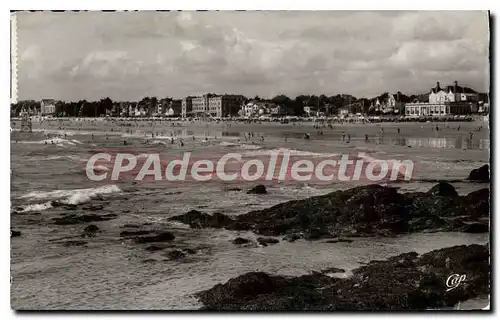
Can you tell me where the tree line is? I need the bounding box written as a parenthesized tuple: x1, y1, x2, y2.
(11, 92, 417, 117)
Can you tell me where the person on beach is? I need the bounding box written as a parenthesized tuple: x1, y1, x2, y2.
(397, 128, 400, 134)
(347, 134, 351, 143)
(91, 134, 94, 140)
(180, 139, 184, 147)
(304, 133, 310, 140)
(192, 136, 195, 141)
(365, 134, 369, 141)
(341, 132, 346, 141)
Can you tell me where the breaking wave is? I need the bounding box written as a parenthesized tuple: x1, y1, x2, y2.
(19, 185, 122, 210)
(220, 141, 262, 150)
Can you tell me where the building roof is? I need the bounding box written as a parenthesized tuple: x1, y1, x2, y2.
(430, 83, 477, 94)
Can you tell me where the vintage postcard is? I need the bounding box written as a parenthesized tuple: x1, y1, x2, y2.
(10, 10, 490, 311)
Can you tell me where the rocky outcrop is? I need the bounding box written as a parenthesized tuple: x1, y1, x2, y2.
(196, 244, 490, 310)
(166, 250, 186, 260)
(467, 165, 490, 182)
(428, 182, 458, 197)
(82, 224, 99, 237)
(461, 222, 489, 233)
(169, 184, 490, 240)
(169, 210, 235, 229)
(257, 237, 279, 246)
(232, 237, 251, 245)
(133, 232, 175, 243)
(52, 213, 117, 225)
(247, 185, 267, 194)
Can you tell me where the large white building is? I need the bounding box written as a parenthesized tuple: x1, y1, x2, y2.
(406, 81, 479, 117)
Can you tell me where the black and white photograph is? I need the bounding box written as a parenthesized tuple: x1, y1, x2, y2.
(9, 9, 491, 311)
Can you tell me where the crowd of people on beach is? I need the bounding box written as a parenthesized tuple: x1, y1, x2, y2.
(11, 116, 486, 151)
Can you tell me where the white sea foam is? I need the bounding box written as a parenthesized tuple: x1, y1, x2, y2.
(220, 141, 262, 150)
(241, 148, 339, 158)
(219, 141, 238, 147)
(46, 155, 86, 161)
(21, 202, 53, 212)
(17, 137, 77, 146)
(150, 140, 167, 145)
(20, 185, 122, 206)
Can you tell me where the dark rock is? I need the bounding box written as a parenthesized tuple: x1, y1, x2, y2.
(320, 267, 346, 273)
(226, 187, 242, 192)
(196, 272, 283, 308)
(465, 188, 490, 201)
(82, 224, 99, 237)
(304, 227, 330, 240)
(257, 237, 279, 246)
(52, 213, 117, 225)
(325, 238, 354, 244)
(283, 233, 301, 242)
(120, 230, 154, 237)
(82, 204, 104, 211)
(169, 210, 234, 229)
(233, 184, 489, 238)
(232, 237, 251, 245)
(166, 250, 186, 260)
(63, 240, 87, 247)
(247, 185, 267, 194)
(11, 230, 21, 237)
(84, 224, 99, 233)
(64, 204, 78, 210)
(196, 244, 489, 310)
(134, 232, 175, 243)
(467, 165, 490, 182)
(183, 248, 197, 254)
(461, 222, 489, 233)
(428, 182, 458, 197)
(145, 245, 165, 252)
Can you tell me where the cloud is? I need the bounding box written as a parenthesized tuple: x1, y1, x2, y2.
(15, 11, 490, 101)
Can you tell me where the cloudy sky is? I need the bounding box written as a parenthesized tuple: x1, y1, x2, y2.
(16, 11, 490, 101)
